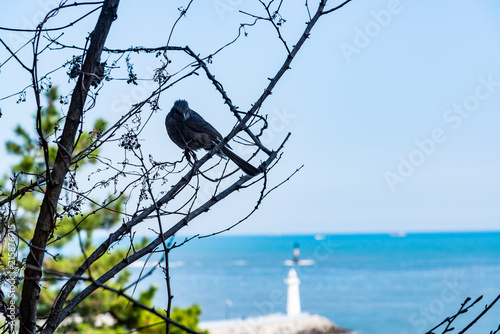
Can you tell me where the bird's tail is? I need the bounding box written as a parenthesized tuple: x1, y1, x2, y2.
(221, 146, 260, 176)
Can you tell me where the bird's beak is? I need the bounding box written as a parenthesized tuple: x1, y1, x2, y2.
(183, 110, 190, 121)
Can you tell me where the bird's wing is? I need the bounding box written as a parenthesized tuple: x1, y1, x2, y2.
(186, 109, 223, 143)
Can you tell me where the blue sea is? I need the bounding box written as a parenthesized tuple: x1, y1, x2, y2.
(136, 232, 500, 334)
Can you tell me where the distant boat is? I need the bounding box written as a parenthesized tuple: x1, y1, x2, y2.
(231, 260, 247, 266)
(390, 231, 407, 238)
(314, 234, 326, 240)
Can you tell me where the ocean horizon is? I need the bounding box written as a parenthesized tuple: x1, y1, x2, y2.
(129, 231, 500, 334)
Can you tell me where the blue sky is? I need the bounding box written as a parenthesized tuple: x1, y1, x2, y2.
(1, 0, 499, 235)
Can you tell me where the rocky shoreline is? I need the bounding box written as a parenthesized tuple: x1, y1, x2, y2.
(199, 313, 351, 334)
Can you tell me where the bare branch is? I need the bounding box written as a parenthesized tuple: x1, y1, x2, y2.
(19, 1, 120, 333)
(321, 0, 353, 15)
(458, 294, 500, 334)
(0, 2, 104, 32)
(0, 1, 356, 333)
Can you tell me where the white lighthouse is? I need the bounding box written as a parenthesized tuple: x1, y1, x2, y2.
(285, 268, 301, 317)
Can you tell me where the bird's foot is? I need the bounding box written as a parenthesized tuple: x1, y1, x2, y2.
(183, 148, 197, 164)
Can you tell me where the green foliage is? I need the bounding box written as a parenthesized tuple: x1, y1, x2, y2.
(170, 305, 209, 334)
(1, 87, 111, 243)
(111, 304, 208, 334)
(0, 87, 206, 333)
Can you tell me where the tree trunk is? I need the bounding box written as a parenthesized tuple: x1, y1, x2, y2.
(18, 1, 120, 333)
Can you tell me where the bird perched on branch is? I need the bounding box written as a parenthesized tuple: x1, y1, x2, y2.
(165, 99, 260, 176)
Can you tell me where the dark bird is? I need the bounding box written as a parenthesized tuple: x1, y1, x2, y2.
(165, 100, 260, 176)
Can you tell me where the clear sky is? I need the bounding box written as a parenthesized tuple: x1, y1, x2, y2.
(1, 0, 499, 235)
